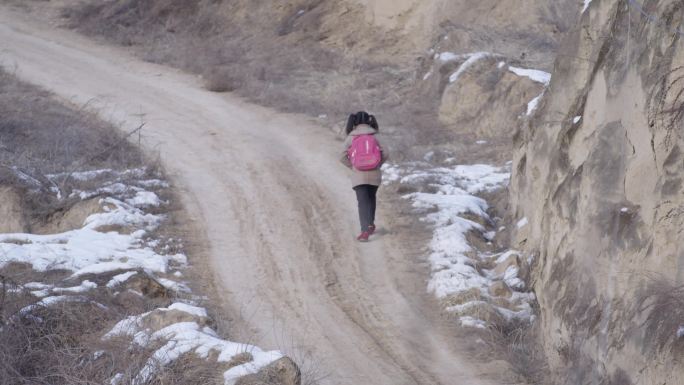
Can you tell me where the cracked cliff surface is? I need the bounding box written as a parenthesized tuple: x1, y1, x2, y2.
(511, 0, 684, 384)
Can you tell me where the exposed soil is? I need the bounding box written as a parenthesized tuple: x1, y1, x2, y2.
(0, 6, 517, 385)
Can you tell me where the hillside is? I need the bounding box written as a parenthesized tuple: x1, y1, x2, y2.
(5, 0, 683, 384)
(49, 0, 578, 153)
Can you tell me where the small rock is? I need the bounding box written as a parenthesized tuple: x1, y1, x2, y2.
(493, 253, 520, 277)
(489, 281, 513, 298)
(236, 357, 301, 385)
(123, 272, 169, 298)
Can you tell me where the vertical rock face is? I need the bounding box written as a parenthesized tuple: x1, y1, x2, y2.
(511, 0, 684, 383)
(0, 187, 27, 233)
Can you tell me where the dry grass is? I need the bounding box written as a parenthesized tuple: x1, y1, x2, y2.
(0, 68, 261, 384)
(0, 68, 155, 223)
(58, 0, 460, 156)
(482, 318, 549, 384)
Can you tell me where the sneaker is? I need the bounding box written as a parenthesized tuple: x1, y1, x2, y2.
(357, 231, 370, 242)
(368, 224, 376, 235)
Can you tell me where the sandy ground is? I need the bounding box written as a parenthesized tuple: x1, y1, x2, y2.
(0, 6, 510, 384)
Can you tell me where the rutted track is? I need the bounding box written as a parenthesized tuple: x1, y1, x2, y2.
(0, 7, 506, 384)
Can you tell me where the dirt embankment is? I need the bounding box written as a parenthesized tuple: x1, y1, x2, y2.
(510, 1, 684, 383)
(0, 69, 295, 385)
(15, 0, 578, 156)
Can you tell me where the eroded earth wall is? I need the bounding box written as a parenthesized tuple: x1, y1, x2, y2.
(510, 1, 684, 383)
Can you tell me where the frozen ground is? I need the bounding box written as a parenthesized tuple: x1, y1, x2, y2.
(384, 159, 536, 327)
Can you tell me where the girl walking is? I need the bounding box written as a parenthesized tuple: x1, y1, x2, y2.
(340, 111, 388, 242)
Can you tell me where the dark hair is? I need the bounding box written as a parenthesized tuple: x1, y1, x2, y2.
(345, 111, 379, 135)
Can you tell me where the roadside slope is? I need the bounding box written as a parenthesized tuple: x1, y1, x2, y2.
(0, 7, 509, 385)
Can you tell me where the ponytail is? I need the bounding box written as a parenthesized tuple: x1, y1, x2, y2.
(345, 111, 380, 135)
(345, 114, 356, 135)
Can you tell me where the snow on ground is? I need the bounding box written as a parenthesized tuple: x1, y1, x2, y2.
(526, 92, 545, 116)
(1, 168, 283, 384)
(507, 66, 551, 86)
(582, 0, 593, 13)
(447, 52, 494, 83)
(0, 196, 182, 276)
(505, 66, 552, 117)
(104, 302, 282, 385)
(383, 159, 535, 326)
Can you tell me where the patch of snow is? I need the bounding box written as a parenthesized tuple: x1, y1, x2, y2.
(106, 271, 138, 288)
(436, 52, 463, 62)
(380, 163, 402, 185)
(573, 115, 582, 124)
(476, 140, 487, 144)
(0, 197, 185, 279)
(167, 303, 207, 318)
(157, 278, 191, 293)
(620, 207, 630, 213)
(104, 303, 282, 385)
(423, 70, 433, 80)
(125, 191, 162, 208)
(53, 280, 97, 294)
(24, 282, 53, 290)
(31, 289, 51, 298)
(497, 61, 506, 69)
(459, 316, 487, 329)
(47, 169, 113, 182)
(110, 373, 124, 385)
(449, 52, 492, 84)
(516, 217, 529, 229)
(135, 179, 169, 188)
(72, 182, 142, 200)
(18, 295, 87, 316)
(526, 92, 544, 116)
(677, 326, 684, 338)
(508, 66, 551, 86)
(385, 161, 536, 326)
(582, 0, 593, 13)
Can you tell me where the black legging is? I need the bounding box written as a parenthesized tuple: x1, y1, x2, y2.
(353, 184, 378, 233)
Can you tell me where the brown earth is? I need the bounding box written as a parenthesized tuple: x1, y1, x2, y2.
(7, 0, 579, 156)
(0, 6, 516, 384)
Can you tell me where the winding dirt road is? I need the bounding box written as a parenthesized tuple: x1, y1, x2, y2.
(0, 7, 508, 384)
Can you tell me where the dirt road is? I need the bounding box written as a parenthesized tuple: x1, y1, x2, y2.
(0, 7, 507, 384)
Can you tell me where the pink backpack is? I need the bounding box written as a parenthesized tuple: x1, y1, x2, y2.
(348, 134, 382, 171)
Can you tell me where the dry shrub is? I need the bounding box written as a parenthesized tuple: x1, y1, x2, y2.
(0, 68, 160, 224)
(0, 299, 117, 385)
(150, 354, 225, 385)
(0, 70, 144, 174)
(59, 0, 454, 152)
(203, 66, 243, 93)
(483, 318, 549, 384)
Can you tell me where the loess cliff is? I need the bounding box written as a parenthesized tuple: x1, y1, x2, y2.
(510, 0, 684, 383)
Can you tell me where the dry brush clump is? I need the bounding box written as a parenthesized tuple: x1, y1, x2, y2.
(0, 68, 157, 223)
(482, 317, 549, 385)
(58, 0, 444, 144)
